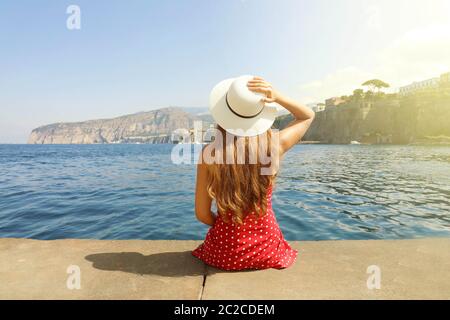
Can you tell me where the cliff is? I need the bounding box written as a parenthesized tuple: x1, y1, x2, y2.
(274, 93, 450, 144)
(28, 107, 213, 144)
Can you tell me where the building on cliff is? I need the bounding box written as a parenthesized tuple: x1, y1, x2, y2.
(307, 103, 326, 113)
(399, 77, 440, 96)
(325, 97, 347, 107)
(399, 72, 450, 96)
(440, 72, 450, 88)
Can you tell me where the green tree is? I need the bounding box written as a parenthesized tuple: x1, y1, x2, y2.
(353, 89, 364, 99)
(362, 79, 390, 93)
(364, 90, 374, 99)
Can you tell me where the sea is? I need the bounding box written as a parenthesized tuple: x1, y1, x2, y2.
(0, 144, 449, 240)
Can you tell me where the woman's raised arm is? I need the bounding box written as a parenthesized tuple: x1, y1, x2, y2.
(247, 77, 315, 155)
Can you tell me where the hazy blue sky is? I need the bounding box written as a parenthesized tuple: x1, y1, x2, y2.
(1, 0, 449, 142)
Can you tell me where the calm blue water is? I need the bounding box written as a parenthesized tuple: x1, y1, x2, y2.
(0, 144, 449, 240)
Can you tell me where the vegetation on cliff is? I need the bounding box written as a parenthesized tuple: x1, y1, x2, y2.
(274, 82, 450, 145)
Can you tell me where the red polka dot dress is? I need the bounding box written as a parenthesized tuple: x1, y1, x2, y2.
(192, 185, 298, 270)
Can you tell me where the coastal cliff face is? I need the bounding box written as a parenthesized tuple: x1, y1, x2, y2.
(275, 96, 450, 144)
(28, 107, 213, 144)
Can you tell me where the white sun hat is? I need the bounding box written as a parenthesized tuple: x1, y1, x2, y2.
(209, 75, 278, 137)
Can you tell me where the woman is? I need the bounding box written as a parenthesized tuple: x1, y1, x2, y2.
(192, 75, 315, 270)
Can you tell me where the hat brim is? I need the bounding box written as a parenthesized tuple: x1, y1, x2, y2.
(209, 78, 278, 137)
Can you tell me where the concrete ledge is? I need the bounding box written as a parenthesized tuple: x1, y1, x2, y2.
(0, 238, 449, 300)
(0, 239, 205, 299)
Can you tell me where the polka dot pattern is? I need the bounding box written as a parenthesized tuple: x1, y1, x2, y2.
(192, 186, 298, 271)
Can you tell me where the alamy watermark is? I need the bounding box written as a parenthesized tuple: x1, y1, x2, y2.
(66, 265, 81, 290)
(66, 5, 81, 30)
(366, 265, 381, 290)
(170, 121, 280, 175)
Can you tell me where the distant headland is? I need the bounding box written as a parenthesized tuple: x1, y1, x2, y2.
(28, 107, 213, 144)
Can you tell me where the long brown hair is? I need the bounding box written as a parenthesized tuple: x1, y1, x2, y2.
(203, 125, 277, 225)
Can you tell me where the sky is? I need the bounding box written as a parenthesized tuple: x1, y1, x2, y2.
(1, 0, 449, 143)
